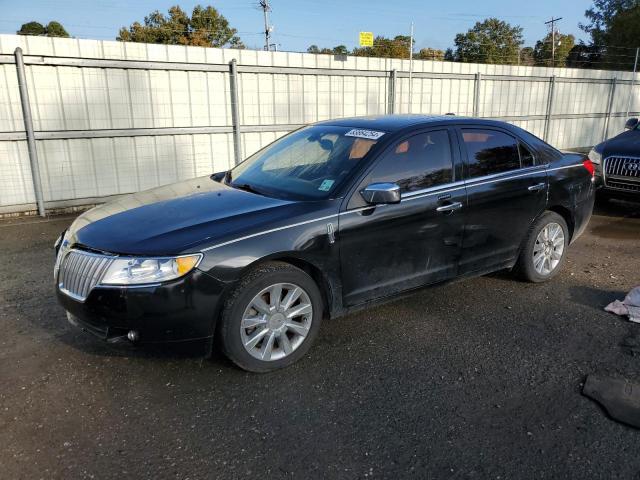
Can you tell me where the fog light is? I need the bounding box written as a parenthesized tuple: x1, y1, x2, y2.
(127, 330, 139, 342)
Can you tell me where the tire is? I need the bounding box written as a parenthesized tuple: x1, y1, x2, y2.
(218, 261, 323, 372)
(514, 211, 569, 283)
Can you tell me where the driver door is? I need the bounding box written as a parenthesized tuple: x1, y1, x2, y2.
(338, 128, 467, 307)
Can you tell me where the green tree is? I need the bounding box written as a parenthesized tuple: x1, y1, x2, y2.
(580, 0, 640, 46)
(352, 35, 411, 58)
(18, 20, 70, 37)
(306, 45, 334, 54)
(117, 4, 244, 48)
(415, 48, 445, 61)
(566, 43, 603, 69)
(602, 4, 640, 69)
(533, 32, 575, 67)
(17, 21, 46, 36)
(519, 46, 535, 66)
(45, 21, 69, 38)
(453, 18, 524, 64)
(332, 45, 348, 55)
(444, 48, 455, 61)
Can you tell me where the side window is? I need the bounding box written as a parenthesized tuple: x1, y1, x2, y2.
(518, 142, 536, 167)
(462, 129, 520, 178)
(367, 130, 454, 193)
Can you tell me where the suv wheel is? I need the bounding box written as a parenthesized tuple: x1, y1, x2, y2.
(218, 262, 323, 372)
(515, 211, 569, 283)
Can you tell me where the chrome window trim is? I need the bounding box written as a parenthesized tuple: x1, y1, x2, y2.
(400, 183, 467, 203)
(464, 165, 547, 189)
(546, 163, 585, 173)
(199, 163, 585, 253)
(401, 180, 467, 199)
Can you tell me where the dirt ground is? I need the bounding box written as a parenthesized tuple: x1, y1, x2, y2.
(1, 198, 639, 479)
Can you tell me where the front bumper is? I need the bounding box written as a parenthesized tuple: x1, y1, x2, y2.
(57, 269, 225, 343)
(595, 164, 640, 198)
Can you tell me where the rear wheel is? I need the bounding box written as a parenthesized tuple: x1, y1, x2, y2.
(218, 262, 323, 372)
(515, 211, 569, 283)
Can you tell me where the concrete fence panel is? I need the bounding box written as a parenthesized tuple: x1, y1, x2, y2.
(0, 34, 638, 215)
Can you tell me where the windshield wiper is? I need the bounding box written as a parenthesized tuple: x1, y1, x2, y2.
(230, 182, 264, 196)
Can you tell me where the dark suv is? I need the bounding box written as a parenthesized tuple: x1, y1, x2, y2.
(55, 115, 596, 372)
(590, 118, 640, 199)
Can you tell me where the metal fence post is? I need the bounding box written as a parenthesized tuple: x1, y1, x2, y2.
(543, 75, 556, 142)
(473, 72, 482, 117)
(14, 47, 46, 217)
(387, 69, 396, 114)
(603, 77, 617, 141)
(228, 59, 243, 166)
(626, 47, 639, 118)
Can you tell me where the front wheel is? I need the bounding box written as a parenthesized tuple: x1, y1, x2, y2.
(218, 262, 323, 372)
(515, 211, 569, 283)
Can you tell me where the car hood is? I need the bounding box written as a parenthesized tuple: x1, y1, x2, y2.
(66, 176, 303, 255)
(601, 129, 640, 157)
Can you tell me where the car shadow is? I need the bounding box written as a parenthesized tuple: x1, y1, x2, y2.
(568, 285, 627, 311)
(594, 196, 640, 219)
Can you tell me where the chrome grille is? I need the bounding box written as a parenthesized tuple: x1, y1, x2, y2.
(58, 250, 114, 302)
(606, 180, 640, 193)
(604, 156, 640, 187)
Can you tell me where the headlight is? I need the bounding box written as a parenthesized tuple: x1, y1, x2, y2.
(100, 254, 202, 286)
(588, 148, 602, 164)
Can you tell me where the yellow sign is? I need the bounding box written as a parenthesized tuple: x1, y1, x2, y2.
(359, 32, 374, 47)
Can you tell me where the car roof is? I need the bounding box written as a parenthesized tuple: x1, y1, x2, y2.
(315, 114, 510, 133)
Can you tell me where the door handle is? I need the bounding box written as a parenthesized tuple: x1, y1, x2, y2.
(528, 182, 546, 192)
(436, 201, 463, 213)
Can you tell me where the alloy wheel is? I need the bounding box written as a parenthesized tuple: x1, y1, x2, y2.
(532, 222, 565, 276)
(240, 282, 313, 361)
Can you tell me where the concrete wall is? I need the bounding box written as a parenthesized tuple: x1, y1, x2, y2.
(0, 34, 638, 214)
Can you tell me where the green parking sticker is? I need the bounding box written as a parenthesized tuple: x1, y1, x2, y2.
(318, 179, 335, 191)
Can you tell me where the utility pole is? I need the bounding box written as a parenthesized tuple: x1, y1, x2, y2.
(259, 0, 273, 51)
(545, 16, 562, 67)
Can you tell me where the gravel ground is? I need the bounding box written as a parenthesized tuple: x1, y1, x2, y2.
(1, 198, 640, 479)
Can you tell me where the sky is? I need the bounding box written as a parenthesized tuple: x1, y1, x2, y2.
(0, 0, 594, 52)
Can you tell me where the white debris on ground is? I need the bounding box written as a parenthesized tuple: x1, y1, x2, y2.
(605, 287, 640, 323)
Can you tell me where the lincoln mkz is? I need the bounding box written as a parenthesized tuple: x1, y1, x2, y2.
(55, 115, 595, 371)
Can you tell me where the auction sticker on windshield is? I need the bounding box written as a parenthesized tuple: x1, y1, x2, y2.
(344, 129, 385, 140)
(318, 179, 335, 191)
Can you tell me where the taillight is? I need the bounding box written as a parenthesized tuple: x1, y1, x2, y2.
(582, 159, 595, 177)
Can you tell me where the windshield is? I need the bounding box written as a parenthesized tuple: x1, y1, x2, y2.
(227, 125, 384, 200)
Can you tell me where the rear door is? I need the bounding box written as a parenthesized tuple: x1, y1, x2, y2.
(456, 127, 548, 275)
(338, 128, 466, 306)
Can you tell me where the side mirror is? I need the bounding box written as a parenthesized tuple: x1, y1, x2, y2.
(624, 118, 639, 131)
(360, 182, 401, 205)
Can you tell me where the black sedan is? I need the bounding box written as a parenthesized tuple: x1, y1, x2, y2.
(589, 117, 640, 198)
(55, 115, 595, 372)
